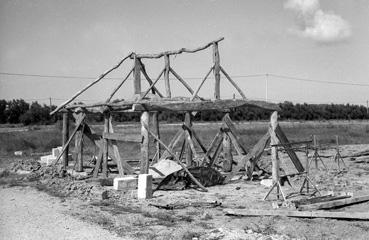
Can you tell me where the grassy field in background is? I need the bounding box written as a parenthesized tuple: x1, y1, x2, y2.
(1, 120, 368, 160)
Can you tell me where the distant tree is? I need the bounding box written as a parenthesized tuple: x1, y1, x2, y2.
(0, 100, 7, 123)
(6, 99, 29, 123)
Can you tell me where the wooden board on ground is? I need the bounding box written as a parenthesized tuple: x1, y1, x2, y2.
(299, 195, 369, 211)
(224, 208, 369, 220)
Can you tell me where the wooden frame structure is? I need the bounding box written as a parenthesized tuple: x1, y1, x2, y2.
(51, 38, 279, 182)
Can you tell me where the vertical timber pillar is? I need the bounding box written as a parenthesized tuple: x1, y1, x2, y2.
(102, 112, 110, 178)
(164, 54, 171, 98)
(62, 110, 69, 175)
(152, 112, 161, 162)
(185, 112, 193, 166)
(75, 127, 84, 172)
(140, 111, 150, 174)
(213, 42, 220, 99)
(270, 111, 280, 197)
(133, 55, 141, 95)
(222, 132, 233, 172)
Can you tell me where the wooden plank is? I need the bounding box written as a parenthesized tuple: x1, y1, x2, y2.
(164, 54, 171, 98)
(293, 195, 351, 207)
(185, 129, 198, 160)
(213, 42, 220, 99)
(204, 130, 223, 166)
(134, 37, 224, 59)
(103, 132, 142, 143)
(224, 209, 369, 220)
(169, 67, 194, 94)
(274, 124, 305, 172)
(51, 52, 133, 115)
(62, 111, 69, 171)
(224, 130, 246, 156)
(140, 111, 150, 174)
(93, 149, 103, 178)
(161, 129, 185, 159)
(209, 140, 223, 167)
(299, 195, 369, 211)
(71, 98, 281, 112)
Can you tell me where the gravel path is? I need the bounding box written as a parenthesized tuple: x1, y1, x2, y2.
(0, 186, 127, 240)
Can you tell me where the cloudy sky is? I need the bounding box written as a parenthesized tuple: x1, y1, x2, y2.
(0, 0, 368, 106)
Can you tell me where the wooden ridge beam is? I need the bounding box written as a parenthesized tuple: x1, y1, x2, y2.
(133, 37, 224, 59)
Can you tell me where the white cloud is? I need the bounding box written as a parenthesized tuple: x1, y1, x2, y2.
(284, 0, 352, 43)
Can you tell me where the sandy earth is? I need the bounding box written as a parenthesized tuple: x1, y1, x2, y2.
(1, 144, 369, 239)
(0, 186, 127, 240)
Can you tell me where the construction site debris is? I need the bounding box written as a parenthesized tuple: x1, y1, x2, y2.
(156, 166, 225, 191)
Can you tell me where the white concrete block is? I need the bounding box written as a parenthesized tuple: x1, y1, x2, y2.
(137, 174, 153, 199)
(39, 155, 57, 166)
(52, 147, 62, 158)
(113, 176, 138, 191)
(14, 151, 23, 156)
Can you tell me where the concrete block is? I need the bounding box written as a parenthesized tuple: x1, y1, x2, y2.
(14, 151, 23, 156)
(137, 174, 153, 199)
(113, 176, 138, 191)
(39, 155, 57, 166)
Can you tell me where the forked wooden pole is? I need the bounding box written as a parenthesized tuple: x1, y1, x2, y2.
(51, 52, 133, 115)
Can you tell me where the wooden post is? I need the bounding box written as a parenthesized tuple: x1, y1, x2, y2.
(62, 111, 69, 174)
(164, 54, 171, 98)
(75, 126, 84, 172)
(152, 112, 161, 162)
(270, 111, 280, 197)
(140, 111, 150, 174)
(222, 132, 233, 172)
(313, 135, 318, 168)
(134, 55, 141, 95)
(185, 112, 193, 166)
(213, 42, 220, 99)
(102, 112, 109, 178)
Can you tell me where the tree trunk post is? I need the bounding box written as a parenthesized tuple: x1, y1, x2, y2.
(185, 112, 193, 166)
(152, 112, 161, 162)
(222, 132, 233, 172)
(213, 42, 220, 99)
(140, 111, 150, 174)
(133, 55, 141, 95)
(75, 127, 84, 172)
(62, 110, 69, 175)
(102, 112, 110, 178)
(164, 54, 171, 98)
(270, 111, 280, 197)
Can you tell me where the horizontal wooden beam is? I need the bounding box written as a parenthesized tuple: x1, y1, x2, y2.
(103, 132, 142, 143)
(133, 37, 224, 59)
(224, 208, 369, 220)
(299, 195, 369, 211)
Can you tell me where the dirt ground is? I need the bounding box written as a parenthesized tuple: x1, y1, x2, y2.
(1, 144, 369, 239)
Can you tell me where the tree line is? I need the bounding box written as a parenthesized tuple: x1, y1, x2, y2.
(0, 99, 368, 125)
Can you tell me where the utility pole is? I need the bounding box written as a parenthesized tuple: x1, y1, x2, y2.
(265, 73, 269, 102)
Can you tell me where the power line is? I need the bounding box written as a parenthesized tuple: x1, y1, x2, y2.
(0, 71, 368, 87)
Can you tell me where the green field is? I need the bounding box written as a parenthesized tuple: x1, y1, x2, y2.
(1, 120, 369, 160)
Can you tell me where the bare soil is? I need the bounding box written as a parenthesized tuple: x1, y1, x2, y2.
(1, 143, 369, 239)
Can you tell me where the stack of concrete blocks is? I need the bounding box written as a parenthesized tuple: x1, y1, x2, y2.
(39, 146, 63, 165)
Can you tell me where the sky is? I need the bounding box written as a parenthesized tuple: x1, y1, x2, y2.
(0, 0, 368, 106)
